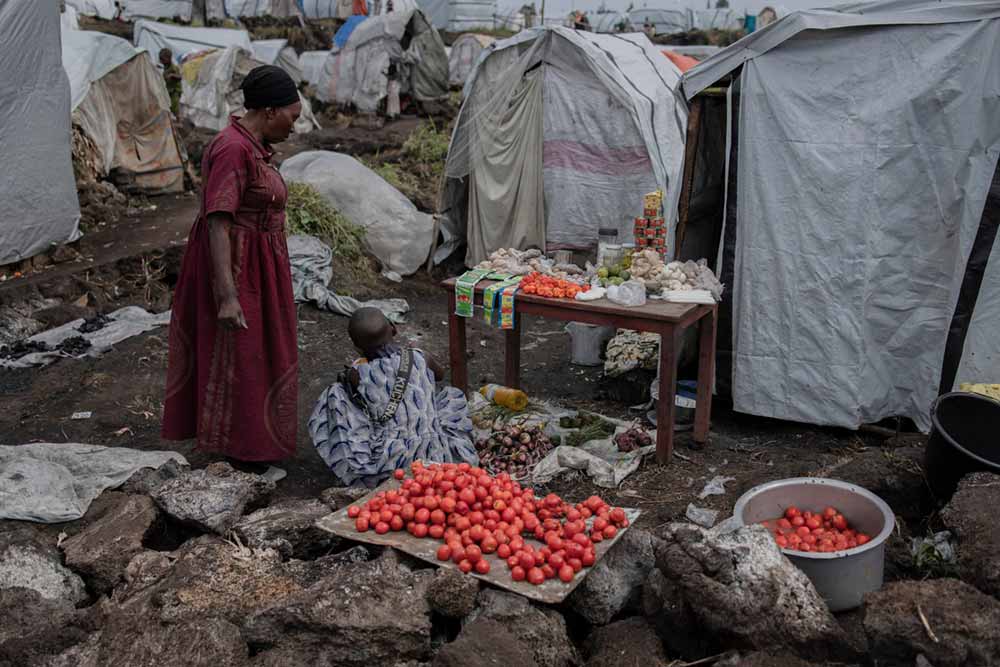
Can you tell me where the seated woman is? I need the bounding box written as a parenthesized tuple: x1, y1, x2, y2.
(309, 308, 478, 487)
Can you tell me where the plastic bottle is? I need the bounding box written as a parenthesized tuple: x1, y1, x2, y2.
(479, 384, 529, 412)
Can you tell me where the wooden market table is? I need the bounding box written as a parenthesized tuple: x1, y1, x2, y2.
(441, 278, 717, 463)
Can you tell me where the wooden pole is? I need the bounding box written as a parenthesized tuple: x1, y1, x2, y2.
(675, 96, 704, 257)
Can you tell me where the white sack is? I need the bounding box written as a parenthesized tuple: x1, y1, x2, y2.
(280, 151, 435, 276)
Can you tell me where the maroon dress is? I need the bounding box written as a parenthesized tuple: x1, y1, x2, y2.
(162, 117, 297, 461)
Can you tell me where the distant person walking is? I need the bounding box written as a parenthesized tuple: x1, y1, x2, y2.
(162, 66, 303, 483)
(158, 48, 182, 116)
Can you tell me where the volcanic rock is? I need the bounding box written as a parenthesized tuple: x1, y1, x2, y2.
(940, 472, 1000, 598)
(567, 527, 660, 625)
(150, 462, 274, 534)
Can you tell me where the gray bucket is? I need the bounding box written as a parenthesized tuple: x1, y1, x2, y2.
(733, 477, 895, 612)
(565, 323, 615, 366)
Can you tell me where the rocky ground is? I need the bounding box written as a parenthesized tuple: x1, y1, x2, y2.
(2, 112, 997, 667)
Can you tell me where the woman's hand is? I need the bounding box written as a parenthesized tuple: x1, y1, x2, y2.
(218, 295, 248, 329)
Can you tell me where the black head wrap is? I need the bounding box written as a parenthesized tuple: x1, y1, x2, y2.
(241, 65, 299, 110)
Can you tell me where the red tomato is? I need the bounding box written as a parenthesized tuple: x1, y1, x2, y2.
(469, 525, 486, 542)
(567, 509, 582, 522)
(832, 514, 848, 531)
(777, 518, 792, 530)
(458, 559, 473, 574)
(572, 533, 591, 547)
(856, 534, 871, 545)
(581, 551, 595, 567)
(784, 506, 801, 519)
(390, 515, 404, 531)
(440, 497, 456, 514)
(347, 506, 361, 518)
(568, 557, 583, 573)
(414, 508, 431, 524)
(375, 521, 390, 535)
(602, 525, 617, 539)
(791, 516, 805, 527)
(451, 546, 467, 564)
(548, 552, 565, 569)
(593, 517, 608, 532)
(393, 469, 405, 480)
(590, 531, 604, 544)
(541, 564, 555, 580)
(519, 552, 536, 570)
(423, 496, 439, 511)
(558, 565, 574, 583)
(481, 536, 498, 554)
(465, 545, 483, 563)
(437, 545, 452, 561)
(511, 566, 526, 582)
(609, 508, 626, 524)
(796, 526, 810, 537)
(400, 504, 416, 521)
(497, 544, 512, 559)
(527, 567, 545, 586)
(430, 509, 446, 526)
(822, 507, 837, 520)
(775, 535, 788, 549)
(507, 555, 520, 570)
(355, 517, 370, 532)
(412, 523, 428, 538)
(806, 516, 822, 530)
(474, 559, 491, 575)
(428, 524, 444, 539)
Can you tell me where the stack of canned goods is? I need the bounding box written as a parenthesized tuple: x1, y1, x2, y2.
(633, 191, 667, 258)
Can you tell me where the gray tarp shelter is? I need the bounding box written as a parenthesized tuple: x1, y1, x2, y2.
(678, 0, 1000, 431)
(315, 10, 449, 112)
(134, 19, 252, 64)
(443, 27, 687, 266)
(0, 1, 80, 265)
(62, 28, 184, 193)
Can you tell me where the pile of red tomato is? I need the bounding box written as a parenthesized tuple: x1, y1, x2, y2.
(761, 505, 871, 553)
(347, 461, 629, 586)
(518, 272, 588, 299)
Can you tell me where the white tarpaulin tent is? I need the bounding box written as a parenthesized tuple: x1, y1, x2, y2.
(226, 0, 302, 16)
(316, 9, 449, 112)
(252, 38, 303, 83)
(0, 1, 80, 265)
(681, 0, 1000, 431)
(62, 29, 184, 193)
(444, 28, 687, 266)
(65, 0, 117, 19)
(180, 46, 321, 133)
(134, 19, 252, 63)
(121, 0, 197, 20)
(299, 49, 330, 85)
(448, 33, 493, 87)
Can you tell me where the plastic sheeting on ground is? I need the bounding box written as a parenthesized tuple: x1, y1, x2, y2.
(252, 38, 303, 83)
(289, 234, 410, 323)
(62, 29, 184, 193)
(0, 2, 81, 266)
(444, 28, 687, 266)
(1, 307, 171, 369)
(134, 19, 252, 64)
(281, 151, 435, 276)
(683, 0, 1000, 431)
(0, 443, 187, 523)
(316, 9, 449, 112)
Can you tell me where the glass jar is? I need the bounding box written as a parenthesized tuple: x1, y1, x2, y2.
(597, 228, 622, 268)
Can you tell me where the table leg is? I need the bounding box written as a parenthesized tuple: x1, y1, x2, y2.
(504, 315, 521, 390)
(448, 292, 468, 394)
(656, 325, 678, 464)
(694, 306, 718, 445)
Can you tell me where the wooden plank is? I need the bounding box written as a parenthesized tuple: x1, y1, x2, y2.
(656, 325, 679, 463)
(675, 96, 704, 256)
(447, 290, 468, 394)
(316, 479, 641, 605)
(441, 277, 701, 325)
(694, 305, 718, 444)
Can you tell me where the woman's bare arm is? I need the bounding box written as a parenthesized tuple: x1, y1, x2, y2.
(208, 213, 247, 329)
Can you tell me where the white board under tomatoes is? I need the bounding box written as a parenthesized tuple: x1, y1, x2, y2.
(316, 478, 641, 604)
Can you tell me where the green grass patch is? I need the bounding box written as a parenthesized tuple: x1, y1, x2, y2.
(402, 121, 451, 166)
(285, 182, 375, 283)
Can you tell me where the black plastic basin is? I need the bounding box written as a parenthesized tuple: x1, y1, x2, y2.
(924, 391, 1000, 501)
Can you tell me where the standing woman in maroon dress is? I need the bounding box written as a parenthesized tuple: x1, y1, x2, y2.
(162, 66, 302, 481)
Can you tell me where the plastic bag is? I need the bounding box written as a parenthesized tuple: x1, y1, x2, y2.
(576, 286, 606, 301)
(607, 280, 647, 307)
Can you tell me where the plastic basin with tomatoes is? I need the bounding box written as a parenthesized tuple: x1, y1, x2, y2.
(733, 477, 895, 612)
